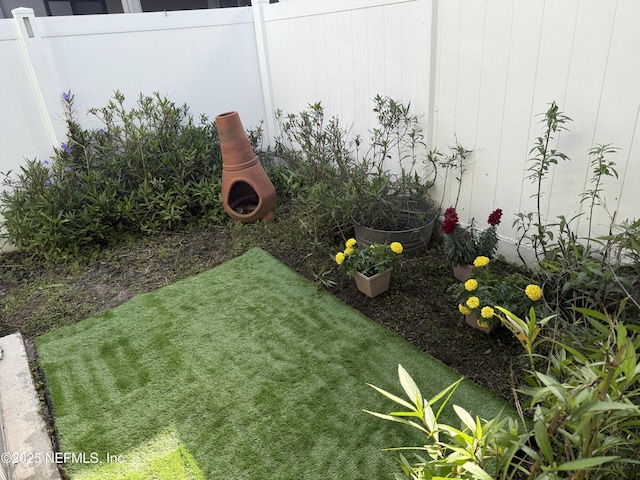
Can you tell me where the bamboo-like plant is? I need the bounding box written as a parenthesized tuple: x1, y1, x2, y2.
(365, 365, 520, 480)
(580, 143, 619, 246)
(514, 101, 571, 264)
(367, 305, 640, 479)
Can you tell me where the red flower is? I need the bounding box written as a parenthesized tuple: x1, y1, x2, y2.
(442, 207, 459, 235)
(442, 218, 456, 235)
(444, 207, 458, 220)
(487, 208, 503, 227)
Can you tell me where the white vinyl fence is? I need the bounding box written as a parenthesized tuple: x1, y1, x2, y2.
(0, 0, 638, 260)
(433, 0, 640, 260)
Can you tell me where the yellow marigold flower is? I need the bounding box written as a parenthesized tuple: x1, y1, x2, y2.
(335, 252, 345, 265)
(345, 238, 357, 248)
(481, 306, 495, 319)
(525, 284, 543, 301)
(466, 296, 480, 309)
(464, 279, 478, 291)
(458, 304, 471, 315)
(344, 246, 354, 255)
(473, 256, 490, 268)
(478, 319, 490, 328)
(390, 242, 403, 254)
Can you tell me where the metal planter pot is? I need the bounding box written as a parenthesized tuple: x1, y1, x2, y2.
(352, 202, 437, 256)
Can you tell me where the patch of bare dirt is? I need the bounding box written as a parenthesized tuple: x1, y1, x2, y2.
(0, 217, 525, 404)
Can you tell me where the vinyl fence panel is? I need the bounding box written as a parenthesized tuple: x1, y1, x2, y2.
(36, 8, 265, 131)
(263, 0, 435, 159)
(433, 0, 640, 259)
(0, 18, 57, 173)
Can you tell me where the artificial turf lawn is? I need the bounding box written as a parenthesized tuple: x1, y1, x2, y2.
(36, 247, 513, 479)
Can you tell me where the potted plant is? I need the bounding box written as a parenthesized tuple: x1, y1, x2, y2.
(442, 206, 503, 281)
(272, 96, 445, 252)
(335, 238, 403, 298)
(449, 255, 544, 333)
(349, 96, 440, 255)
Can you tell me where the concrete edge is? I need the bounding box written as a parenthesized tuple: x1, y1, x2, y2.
(0, 333, 61, 480)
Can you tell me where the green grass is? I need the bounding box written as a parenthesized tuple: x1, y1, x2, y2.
(36, 248, 513, 479)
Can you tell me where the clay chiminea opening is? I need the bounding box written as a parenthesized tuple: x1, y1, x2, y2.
(228, 181, 259, 215)
(216, 111, 276, 223)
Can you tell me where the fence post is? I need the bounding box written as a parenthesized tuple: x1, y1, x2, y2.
(121, 0, 143, 13)
(427, 0, 438, 150)
(251, 0, 276, 146)
(11, 8, 64, 149)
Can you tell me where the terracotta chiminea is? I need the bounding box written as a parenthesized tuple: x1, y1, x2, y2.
(216, 111, 276, 223)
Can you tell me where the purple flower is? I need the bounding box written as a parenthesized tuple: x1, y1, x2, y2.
(98, 128, 106, 134)
(62, 92, 71, 101)
(65, 166, 72, 172)
(61, 143, 72, 154)
(45, 179, 51, 187)
(44, 160, 49, 165)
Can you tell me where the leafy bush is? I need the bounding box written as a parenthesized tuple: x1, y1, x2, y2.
(1, 91, 226, 258)
(274, 101, 364, 239)
(513, 102, 639, 325)
(368, 304, 640, 479)
(366, 366, 520, 480)
(274, 95, 440, 241)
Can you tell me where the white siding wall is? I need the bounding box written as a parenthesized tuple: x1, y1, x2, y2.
(1, 0, 639, 259)
(433, 0, 640, 257)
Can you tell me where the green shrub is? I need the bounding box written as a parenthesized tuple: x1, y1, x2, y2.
(368, 305, 640, 479)
(273, 96, 440, 241)
(1, 91, 226, 258)
(513, 102, 639, 325)
(274, 101, 361, 240)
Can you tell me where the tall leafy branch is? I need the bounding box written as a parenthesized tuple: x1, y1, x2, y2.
(515, 102, 571, 264)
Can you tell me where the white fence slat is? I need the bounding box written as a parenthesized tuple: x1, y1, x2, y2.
(0, 39, 52, 172)
(596, 0, 640, 228)
(562, 0, 618, 237)
(470, 0, 513, 232)
(531, 2, 581, 231)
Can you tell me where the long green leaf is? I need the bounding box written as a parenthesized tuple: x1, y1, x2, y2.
(453, 405, 477, 433)
(618, 325, 637, 386)
(390, 410, 423, 418)
(463, 462, 494, 480)
(367, 383, 416, 411)
(571, 401, 639, 420)
(534, 418, 554, 464)
(363, 410, 429, 434)
(433, 378, 464, 423)
(427, 377, 463, 406)
(555, 456, 619, 471)
(439, 424, 474, 444)
(571, 307, 609, 323)
(398, 364, 424, 418)
(423, 402, 436, 433)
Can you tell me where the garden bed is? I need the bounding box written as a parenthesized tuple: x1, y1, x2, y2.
(0, 205, 526, 405)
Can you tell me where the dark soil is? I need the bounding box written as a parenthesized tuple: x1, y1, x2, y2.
(0, 206, 527, 405)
